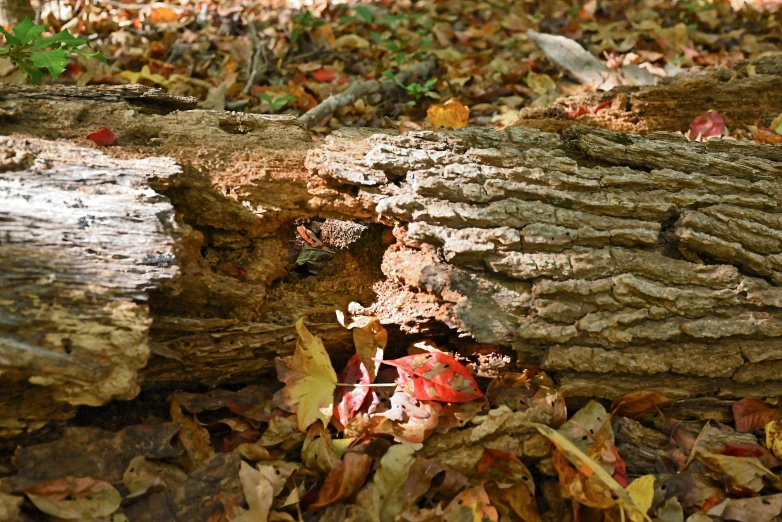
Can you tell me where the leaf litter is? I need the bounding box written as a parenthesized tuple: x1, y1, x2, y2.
(4, 0, 782, 519)
(6, 316, 782, 521)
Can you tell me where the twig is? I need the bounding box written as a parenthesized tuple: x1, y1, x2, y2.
(298, 57, 437, 130)
(242, 20, 266, 95)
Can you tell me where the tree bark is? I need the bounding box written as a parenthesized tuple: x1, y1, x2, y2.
(1, 65, 782, 434)
(515, 55, 782, 135)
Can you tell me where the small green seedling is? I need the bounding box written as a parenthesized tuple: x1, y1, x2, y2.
(383, 70, 437, 105)
(0, 17, 106, 84)
(259, 93, 297, 112)
(291, 10, 325, 43)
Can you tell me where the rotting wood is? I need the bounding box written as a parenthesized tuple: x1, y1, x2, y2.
(0, 137, 179, 436)
(2, 83, 782, 437)
(514, 54, 782, 135)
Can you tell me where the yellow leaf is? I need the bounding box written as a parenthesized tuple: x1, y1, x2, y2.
(275, 319, 337, 432)
(525, 72, 557, 95)
(427, 99, 469, 129)
(120, 65, 168, 87)
(768, 420, 782, 459)
(626, 475, 655, 522)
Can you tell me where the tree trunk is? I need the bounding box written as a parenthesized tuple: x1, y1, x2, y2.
(1, 64, 782, 434)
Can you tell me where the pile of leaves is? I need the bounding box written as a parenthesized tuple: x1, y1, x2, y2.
(5, 316, 782, 521)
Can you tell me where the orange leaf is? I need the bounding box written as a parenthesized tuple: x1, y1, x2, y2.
(612, 391, 672, 419)
(147, 6, 179, 24)
(426, 100, 469, 129)
(308, 453, 373, 510)
(733, 398, 781, 433)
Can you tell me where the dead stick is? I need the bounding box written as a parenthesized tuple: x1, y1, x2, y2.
(298, 57, 437, 130)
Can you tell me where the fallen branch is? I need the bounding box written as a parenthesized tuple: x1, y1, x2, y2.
(297, 57, 437, 130)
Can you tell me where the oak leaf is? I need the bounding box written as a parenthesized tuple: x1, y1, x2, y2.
(274, 319, 338, 432)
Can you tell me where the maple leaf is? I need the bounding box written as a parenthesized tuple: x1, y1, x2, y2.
(382, 352, 483, 403)
(274, 319, 338, 432)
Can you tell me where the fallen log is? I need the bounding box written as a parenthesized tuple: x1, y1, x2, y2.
(2, 81, 782, 436)
(514, 54, 782, 135)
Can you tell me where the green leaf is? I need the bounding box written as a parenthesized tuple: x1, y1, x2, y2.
(31, 29, 87, 49)
(71, 48, 107, 62)
(12, 17, 46, 45)
(0, 26, 22, 46)
(355, 5, 374, 23)
(775, 120, 782, 134)
(29, 48, 69, 78)
(15, 59, 42, 84)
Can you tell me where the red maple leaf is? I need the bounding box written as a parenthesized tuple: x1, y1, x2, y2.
(382, 352, 483, 403)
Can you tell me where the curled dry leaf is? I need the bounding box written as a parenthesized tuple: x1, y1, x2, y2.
(733, 398, 781, 433)
(522, 421, 650, 521)
(382, 352, 482, 403)
(345, 315, 387, 382)
(335, 354, 371, 427)
(309, 452, 373, 510)
(24, 476, 122, 520)
(170, 398, 215, 469)
(230, 462, 274, 522)
(613, 391, 672, 419)
(688, 111, 727, 139)
(476, 448, 534, 492)
(426, 99, 469, 129)
(708, 493, 782, 522)
(274, 319, 338, 432)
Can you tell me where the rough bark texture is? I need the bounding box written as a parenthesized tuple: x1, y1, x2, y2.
(515, 55, 782, 135)
(0, 136, 179, 436)
(2, 75, 782, 435)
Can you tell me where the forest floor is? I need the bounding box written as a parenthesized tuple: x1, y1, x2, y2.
(4, 0, 782, 521)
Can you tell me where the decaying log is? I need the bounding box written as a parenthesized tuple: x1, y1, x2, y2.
(515, 54, 782, 135)
(2, 80, 782, 435)
(0, 136, 179, 436)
